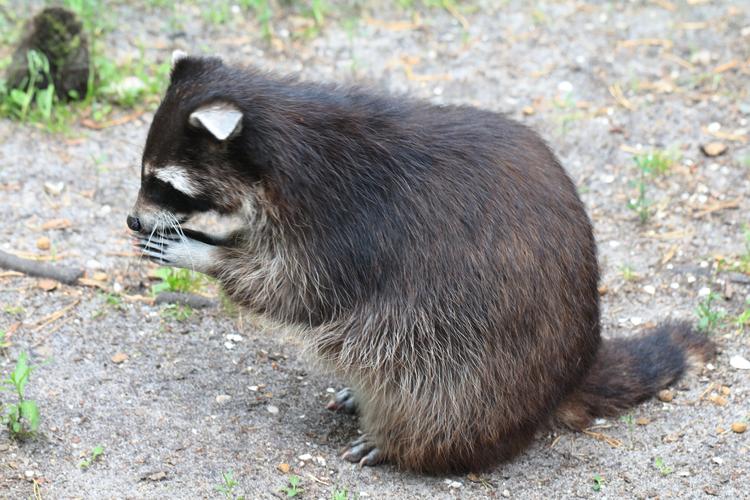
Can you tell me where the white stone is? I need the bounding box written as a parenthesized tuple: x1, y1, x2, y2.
(730, 355, 750, 370)
(267, 405, 279, 414)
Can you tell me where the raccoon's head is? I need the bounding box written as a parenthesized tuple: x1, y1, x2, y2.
(127, 52, 255, 234)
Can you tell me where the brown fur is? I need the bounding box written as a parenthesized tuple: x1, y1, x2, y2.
(130, 57, 716, 473)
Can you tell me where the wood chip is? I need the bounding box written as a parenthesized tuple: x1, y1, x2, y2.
(277, 463, 290, 473)
(31, 299, 81, 332)
(636, 417, 650, 426)
(608, 84, 635, 110)
(700, 142, 727, 157)
(707, 394, 728, 406)
(41, 219, 72, 230)
(37, 279, 58, 292)
(111, 352, 128, 364)
(617, 38, 673, 50)
(81, 110, 143, 130)
(713, 60, 739, 74)
(582, 429, 622, 448)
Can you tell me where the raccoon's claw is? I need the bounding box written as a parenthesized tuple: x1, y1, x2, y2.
(341, 435, 384, 467)
(326, 387, 358, 414)
(133, 232, 217, 273)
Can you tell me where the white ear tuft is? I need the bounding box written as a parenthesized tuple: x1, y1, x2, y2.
(188, 103, 243, 141)
(171, 50, 188, 67)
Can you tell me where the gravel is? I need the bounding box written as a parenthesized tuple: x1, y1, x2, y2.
(1, 1, 749, 498)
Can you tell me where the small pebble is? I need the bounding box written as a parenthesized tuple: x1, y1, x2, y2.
(298, 453, 313, 462)
(267, 405, 279, 414)
(36, 236, 51, 250)
(731, 422, 747, 434)
(502, 489, 511, 498)
(643, 285, 656, 295)
(730, 355, 750, 370)
(215, 394, 231, 405)
(43, 181, 65, 196)
(657, 389, 674, 402)
(277, 463, 290, 473)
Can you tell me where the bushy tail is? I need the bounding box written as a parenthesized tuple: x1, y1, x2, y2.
(556, 321, 716, 429)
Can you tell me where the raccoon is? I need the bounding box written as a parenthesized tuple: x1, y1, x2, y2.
(128, 53, 715, 473)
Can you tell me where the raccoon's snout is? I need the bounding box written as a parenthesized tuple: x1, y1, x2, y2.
(126, 214, 142, 232)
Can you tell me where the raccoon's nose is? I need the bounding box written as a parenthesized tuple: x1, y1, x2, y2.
(126, 215, 142, 232)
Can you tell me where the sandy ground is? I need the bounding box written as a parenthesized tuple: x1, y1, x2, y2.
(1, 0, 749, 498)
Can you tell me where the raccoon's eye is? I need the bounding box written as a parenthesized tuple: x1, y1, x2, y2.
(188, 102, 243, 141)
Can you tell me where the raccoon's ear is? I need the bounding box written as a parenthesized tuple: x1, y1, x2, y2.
(188, 103, 243, 141)
(171, 50, 188, 68)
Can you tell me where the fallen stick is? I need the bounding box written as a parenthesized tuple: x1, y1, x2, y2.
(0, 249, 83, 285)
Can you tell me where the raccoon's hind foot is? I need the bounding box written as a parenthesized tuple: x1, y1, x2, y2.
(341, 434, 384, 467)
(326, 387, 357, 414)
(134, 231, 217, 274)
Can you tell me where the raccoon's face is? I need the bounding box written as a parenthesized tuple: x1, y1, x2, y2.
(127, 53, 253, 234)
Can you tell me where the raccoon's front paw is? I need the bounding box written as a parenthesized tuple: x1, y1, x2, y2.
(135, 232, 217, 273)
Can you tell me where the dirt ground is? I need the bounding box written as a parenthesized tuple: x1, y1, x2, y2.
(1, 0, 749, 498)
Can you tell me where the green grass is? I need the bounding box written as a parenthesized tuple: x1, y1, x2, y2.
(216, 470, 245, 500)
(592, 474, 604, 492)
(696, 291, 725, 333)
(619, 264, 639, 282)
(79, 444, 105, 469)
(151, 267, 206, 295)
(0, 331, 9, 351)
(282, 475, 303, 497)
(1, 352, 41, 439)
(733, 297, 750, 334)
(627, 150, 676, 224)
(160, 304, 194, 322)
(0, 0, 170, 131)
(332, 487, 352, 500)
(654, 457, 673, 476)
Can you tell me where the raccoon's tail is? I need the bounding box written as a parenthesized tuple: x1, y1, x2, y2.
(555, 321, 716, 429)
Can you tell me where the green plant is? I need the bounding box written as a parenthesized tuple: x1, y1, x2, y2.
(151, 267, 206, 294)
(0, 331, 9, 350)
(1, 352, 40, 439)
(696, 291, 725, 333)
(627, 150, 675, 224)
(592, 474, 604, 492)
(243, 0, 274, 39)
(733, 297, 750, 333)
(332, 488, 351, 500)
(4, 305, 25, 315)
(79, 444, 105, 469)
(654, 457, 673, 476)
(216, 470, 245, 500)
(160, 304, 194, 322)
(620, 265, 638, 281)
(0, 50, 61, 127)
(282, 475, 303, 497)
